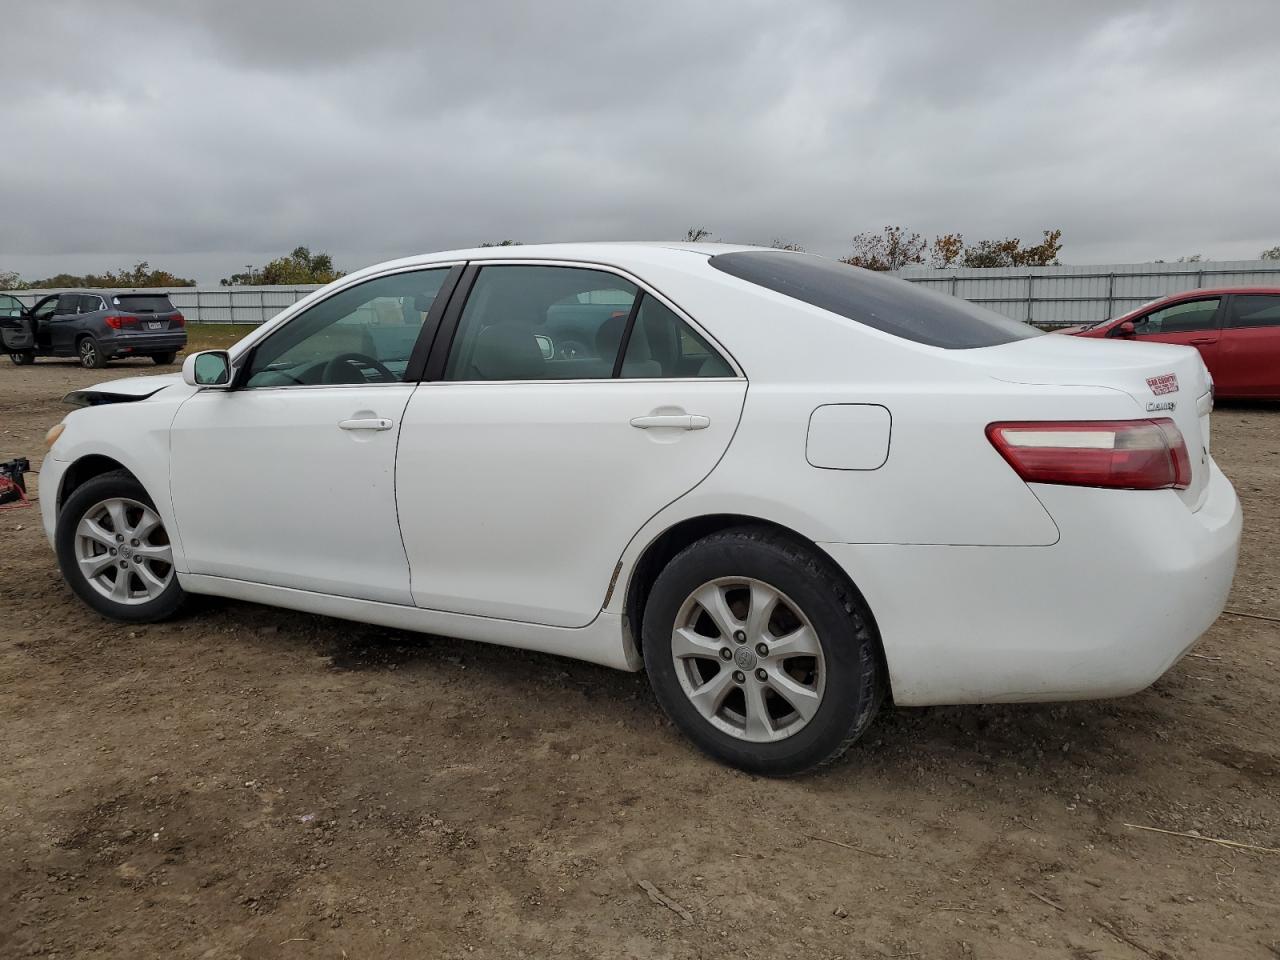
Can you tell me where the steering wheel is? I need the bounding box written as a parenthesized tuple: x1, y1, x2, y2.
(323, 352, 396, 384)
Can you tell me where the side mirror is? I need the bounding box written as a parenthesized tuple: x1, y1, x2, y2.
(1113, 320, 1137, 338)
(182, 350, 232, 388)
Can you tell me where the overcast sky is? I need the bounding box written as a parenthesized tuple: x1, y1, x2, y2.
(3, 0, 1278, 284)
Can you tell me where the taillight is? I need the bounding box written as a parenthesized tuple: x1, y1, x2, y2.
(986, 419, 1191, 490)
(103, 315, 139, 329)
(172, 312, 186, 327)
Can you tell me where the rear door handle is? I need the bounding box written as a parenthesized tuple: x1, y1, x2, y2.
(629, 414, 710, 430)
(338, 417, 394, 431)
(1188, 337, 1215, 345)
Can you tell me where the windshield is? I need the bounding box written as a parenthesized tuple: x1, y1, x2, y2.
(708, 251, 1041, 349)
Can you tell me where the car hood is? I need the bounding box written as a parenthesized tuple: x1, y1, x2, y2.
(65, 373, 184, 407)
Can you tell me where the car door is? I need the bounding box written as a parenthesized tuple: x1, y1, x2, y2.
(168, 265, 460, 604)
(47, 293, 90, 354)
(1121, 296, 1224, 372)
(26, 295, 63, 352)
(395, 261, 748, 628)
(1215, 293, 1280, 397)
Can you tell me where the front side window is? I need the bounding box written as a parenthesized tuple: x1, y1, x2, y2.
(1136, 298, 1220, 335)
(1226, 294, 1280, 328)
(0, 294, 23, 318)
(444, 266, 639, 380)
(244, 268, 450, 387)
(56, 293, 81, 315)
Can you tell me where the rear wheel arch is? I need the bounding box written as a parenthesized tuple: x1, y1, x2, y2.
(623, 514, 889, 695)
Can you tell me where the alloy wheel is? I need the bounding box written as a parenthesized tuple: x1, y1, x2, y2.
(73, 497, 174, 604)
(671, 577, 826, 743)
(79, 340, 98, 367)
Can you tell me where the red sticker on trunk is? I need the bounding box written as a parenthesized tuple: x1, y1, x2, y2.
(1146, 373, 1179, 395)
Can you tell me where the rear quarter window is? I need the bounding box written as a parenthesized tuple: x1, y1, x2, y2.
(112, 294, 175, 314)
(708, 251, 1041, 349)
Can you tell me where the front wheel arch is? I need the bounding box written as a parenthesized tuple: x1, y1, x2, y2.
(59, 455, 134, 511)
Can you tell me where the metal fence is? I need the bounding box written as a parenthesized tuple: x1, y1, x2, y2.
(6, 285, 323, 324)
(893, 259, 1280, 327)
(9, 258, 1280, 328)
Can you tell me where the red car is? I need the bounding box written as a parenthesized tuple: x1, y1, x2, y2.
(1064, 287, 1280, 399)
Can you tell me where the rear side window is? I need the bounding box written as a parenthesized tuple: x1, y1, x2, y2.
(79, 295, 105, 313)
(112, 294, 175, 314)
(708, 251, 1040, 349)
(1227, 294, 1280, 328)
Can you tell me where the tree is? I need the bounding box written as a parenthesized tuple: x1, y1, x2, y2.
(9, 261, 196, 289)
(479, 240, 522, 247)
(841, 226, 927, 271)
(684, 228, 714, 242)
(769, 238, 805, 252)
(0, 271, 24, 290)
(1260, 246, 1280, 261)
(930, 233, 964, 268)
(221, 246, 344, 286)
(961, 230, 1063, 268)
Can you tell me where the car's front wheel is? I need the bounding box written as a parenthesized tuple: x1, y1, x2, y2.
(643, 527, 883, 775)
(55, 469, 185, 623)
(9, 351, 35, 365)
(78, 337, 107, 369)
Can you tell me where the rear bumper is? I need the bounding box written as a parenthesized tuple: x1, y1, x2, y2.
(820, 460, 1241, 706)
(103, 333, 186, 357)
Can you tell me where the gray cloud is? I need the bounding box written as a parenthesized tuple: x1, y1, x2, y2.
(3, 0, 1278, 283)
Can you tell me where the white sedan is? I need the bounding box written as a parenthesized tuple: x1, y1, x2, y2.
(41, 243, 1241, 774)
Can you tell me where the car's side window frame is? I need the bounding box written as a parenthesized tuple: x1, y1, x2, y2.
(1122, 296, 1225, 337)
(228, 263, 465, 391)
(421, 258, 743, 383)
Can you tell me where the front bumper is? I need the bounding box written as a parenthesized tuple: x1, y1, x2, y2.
(39, 455, 69, 546)
(820, 460, 1242, 706)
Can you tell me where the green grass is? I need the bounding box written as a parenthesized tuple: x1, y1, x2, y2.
(182, 323, 258, 353)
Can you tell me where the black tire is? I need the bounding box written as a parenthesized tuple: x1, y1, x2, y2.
(55, 469, 185, 623)
(642, 526, 883, 776)
(9, 351, 35, 365)
(151, 351, 177, 365)
(78, 337, 107, 369)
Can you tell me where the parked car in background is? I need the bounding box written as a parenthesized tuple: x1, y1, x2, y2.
(40, 244, 1240, 774)
(1, 291, 187, 368)
(1063, 288, 1280, 399)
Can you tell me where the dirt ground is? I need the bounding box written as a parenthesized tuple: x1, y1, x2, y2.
(1, 354, 1277, 960)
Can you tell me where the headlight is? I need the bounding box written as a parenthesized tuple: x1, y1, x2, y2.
(45, 422, 66, 448)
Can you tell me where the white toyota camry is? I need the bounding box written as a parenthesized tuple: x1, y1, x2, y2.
(41, 243, 1241, 774)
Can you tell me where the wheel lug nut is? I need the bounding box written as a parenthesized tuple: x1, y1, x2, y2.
(131, 539, 140, 547)
(732, 670, 745, 683)
(733, 630, 746, 644)
(755, 668, 767, 682)
(755, 643, 768, 657)
(719, 647, 732, 661)
(115, 534, 124, 542)
(109, 548, 117, 556)
(118, 560, 128, 568)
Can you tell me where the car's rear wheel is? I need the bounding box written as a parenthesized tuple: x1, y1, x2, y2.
(55, 470, 185, 623)
(643, 527, 883, 775)
(78, 337, 107, 369)
(151, 351, 177, 365)
(9, 351, 35, 365)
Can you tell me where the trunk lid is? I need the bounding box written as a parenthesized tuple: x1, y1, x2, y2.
(966, 335, 1213, 509)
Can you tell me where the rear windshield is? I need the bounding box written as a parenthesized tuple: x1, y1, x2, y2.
(111, 294, 175, 314)
(708, 251, 1041, 349)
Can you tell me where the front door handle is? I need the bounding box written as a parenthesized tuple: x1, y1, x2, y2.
(338, 417, 394, 431)
(1188, 337, 1215, 345)
(629, 414, 710, 430)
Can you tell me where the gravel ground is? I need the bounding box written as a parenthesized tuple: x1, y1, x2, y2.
(1, 355, 1277, 959)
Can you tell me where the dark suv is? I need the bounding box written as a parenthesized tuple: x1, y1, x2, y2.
(1, 291, 187, 368)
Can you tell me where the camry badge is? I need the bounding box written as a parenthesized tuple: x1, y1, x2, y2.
(1146, 373, 1179, 395)
(1146, 400, 1176, 412)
